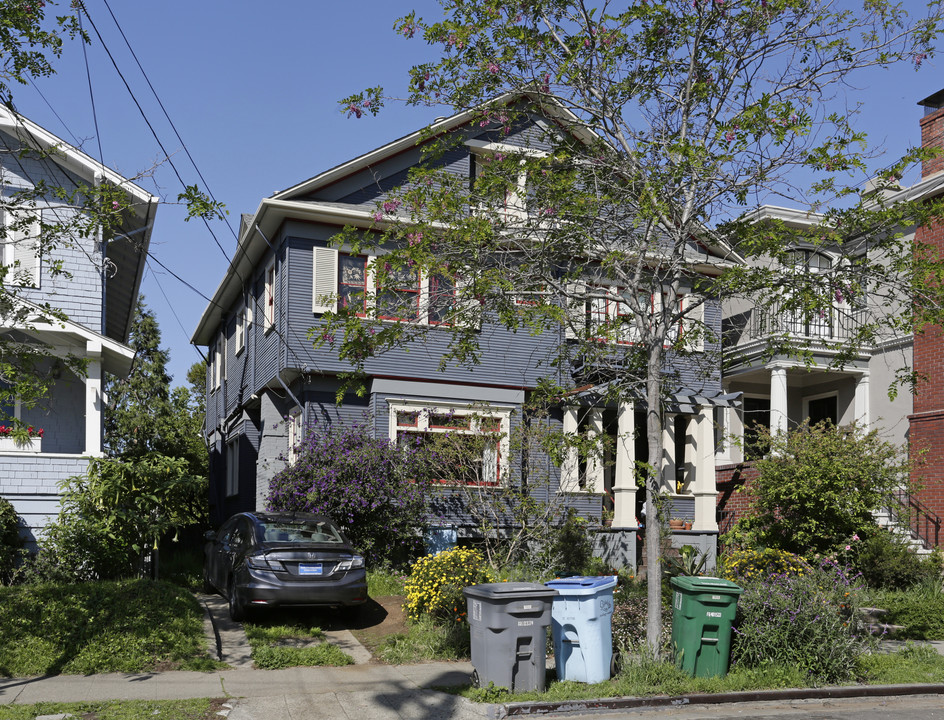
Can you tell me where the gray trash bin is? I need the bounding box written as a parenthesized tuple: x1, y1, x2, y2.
(463, 582, 557, 692)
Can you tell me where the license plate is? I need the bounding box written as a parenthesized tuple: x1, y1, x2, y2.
(299, 563, 323, 576)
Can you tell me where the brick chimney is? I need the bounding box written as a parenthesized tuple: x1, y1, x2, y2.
(918, 88, 944, 178)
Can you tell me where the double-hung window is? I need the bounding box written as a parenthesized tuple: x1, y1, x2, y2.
(389, 403, 509, 486)
(378, 265, 421, 321)
(287, 408, 304, 464)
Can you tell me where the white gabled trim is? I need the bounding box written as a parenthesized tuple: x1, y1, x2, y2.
(0, 107, 157, 210)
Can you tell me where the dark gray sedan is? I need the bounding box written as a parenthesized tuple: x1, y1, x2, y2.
(203, 511, 368, 621)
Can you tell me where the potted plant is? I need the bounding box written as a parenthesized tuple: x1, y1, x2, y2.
(668, 517, 685, 530)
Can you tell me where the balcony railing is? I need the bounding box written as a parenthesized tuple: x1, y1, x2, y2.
(748, 304, 867, 343)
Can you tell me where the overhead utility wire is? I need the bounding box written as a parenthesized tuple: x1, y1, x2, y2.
(26, 78, 82, 148)
(77, 9, 105, 166)
(81, 3, 324, 374)
(98, 0, 238, 242)
(145, 262, 208, 364)
(77, 3, 233, 265)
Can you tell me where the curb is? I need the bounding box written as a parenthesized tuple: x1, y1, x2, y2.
(486, 683, 944, 718)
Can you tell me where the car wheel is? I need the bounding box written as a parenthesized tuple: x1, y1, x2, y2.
(228, 578, 246, 622)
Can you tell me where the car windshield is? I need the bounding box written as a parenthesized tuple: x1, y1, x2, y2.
(260, 519, 345, 544)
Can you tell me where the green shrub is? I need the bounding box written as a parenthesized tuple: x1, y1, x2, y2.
(731, 559, 874, 684)
(720, 547, 811, 584)
(0, 497, 25, 585)
(869, 586, 944, 640)
(403, 547, 494, 623)
(545, 508, 594, 577)
(840, 529, 940, 590)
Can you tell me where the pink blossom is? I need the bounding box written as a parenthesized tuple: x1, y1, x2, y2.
(111, 201, 119, 210)
(486, 61, 500, 74)
(845, 545, 851, 551)
(373, 211, 383, 222)
(407, 232, 423, 246)
(725, 131, 735, 142)
(852, 534, 860, 541)
(383, 199, 401, 213)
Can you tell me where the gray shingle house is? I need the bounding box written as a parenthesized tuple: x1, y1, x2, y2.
(192, 97, 733, 568)
(0, 108, 157, 544)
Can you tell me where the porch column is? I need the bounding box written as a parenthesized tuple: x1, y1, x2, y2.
(613, 401, 637, 527)
(662, 413, 676, 493)
(770, 365, 788, 437)
(85, 340, 103, 457)
(692, 405, 719, 532)
(561, 406, 580, 492)
(854, 373, 870, 426)
(585, 407, 604, 494)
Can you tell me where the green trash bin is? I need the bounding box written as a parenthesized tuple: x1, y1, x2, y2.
(670, 576, 742, 678)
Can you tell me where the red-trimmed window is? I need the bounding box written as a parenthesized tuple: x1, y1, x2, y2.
(393, 408, 504, 486)
(378, 265, 421, 321)
(339, 254, 368, 316)
(429, 275, 456, 325)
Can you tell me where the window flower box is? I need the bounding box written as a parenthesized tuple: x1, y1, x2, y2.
(0, 426, 43, 452)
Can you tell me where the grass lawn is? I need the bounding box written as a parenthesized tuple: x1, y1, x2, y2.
(0, 698, 225, 719)
(243, 615, 353, 669)
(0, 579, 221, 676)
(459, 643, 944, 703)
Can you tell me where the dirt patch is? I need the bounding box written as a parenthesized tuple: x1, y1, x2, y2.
(348, 595, 408, 657)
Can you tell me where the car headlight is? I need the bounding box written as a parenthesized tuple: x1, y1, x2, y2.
(335, 555, 365, 572)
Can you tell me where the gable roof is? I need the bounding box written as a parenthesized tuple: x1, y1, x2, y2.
(0, 107, 159, 344)
(192, 93, 741, 345)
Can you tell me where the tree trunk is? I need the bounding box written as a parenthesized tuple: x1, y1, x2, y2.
(645, 343, 665, 654)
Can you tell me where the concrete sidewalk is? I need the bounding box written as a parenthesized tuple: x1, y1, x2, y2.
(0, 662, 489, 719)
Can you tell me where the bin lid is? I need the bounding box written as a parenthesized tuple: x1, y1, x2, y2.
(670, 575, 742, 594)
(462, 582, 558, 600)
(545, 575, 618, 593)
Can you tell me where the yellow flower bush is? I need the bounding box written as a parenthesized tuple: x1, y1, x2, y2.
(720, 547, 811, 584)
(404, 547, 494, 623)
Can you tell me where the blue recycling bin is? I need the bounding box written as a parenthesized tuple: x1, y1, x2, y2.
(545, 576, 617, 684)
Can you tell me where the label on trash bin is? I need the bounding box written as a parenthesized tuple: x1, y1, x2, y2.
(472, 600, 481, 622)
(706, 611, 722, 618)
(601, 598, 613, 614)
(711, 595, 721, 600)
(522, 603, 533, 610)
(518, 620, 534, 627)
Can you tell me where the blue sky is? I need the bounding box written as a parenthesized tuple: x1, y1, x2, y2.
(10, 0, 944, 385)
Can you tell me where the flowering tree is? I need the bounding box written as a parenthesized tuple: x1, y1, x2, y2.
(327, 0, 944, 651)
(266, 422, 429, 566)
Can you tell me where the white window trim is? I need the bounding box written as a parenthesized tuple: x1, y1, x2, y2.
(235, 306, 246, 355)
(211, 341, 221, 390)
(287, 407, 303, 464)
(264, 261, 276, 333)
(465, 139, 545, 222)
(387, 400, 511, 485)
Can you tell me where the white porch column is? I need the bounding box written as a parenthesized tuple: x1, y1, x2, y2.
(770, 365, 788, 437)
(85, 339, 103, 457)
(692, 405, 719, 532)
(585, 408, 604, 494)
(662, 413, 676, 493)
(561, 406, 580, 492)
(613, 402, 637, 526)
(854, 373, 870, 427)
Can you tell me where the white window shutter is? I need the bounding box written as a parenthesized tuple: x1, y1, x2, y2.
(3, 209, 40, 287)
(312, 247, 338, 314)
